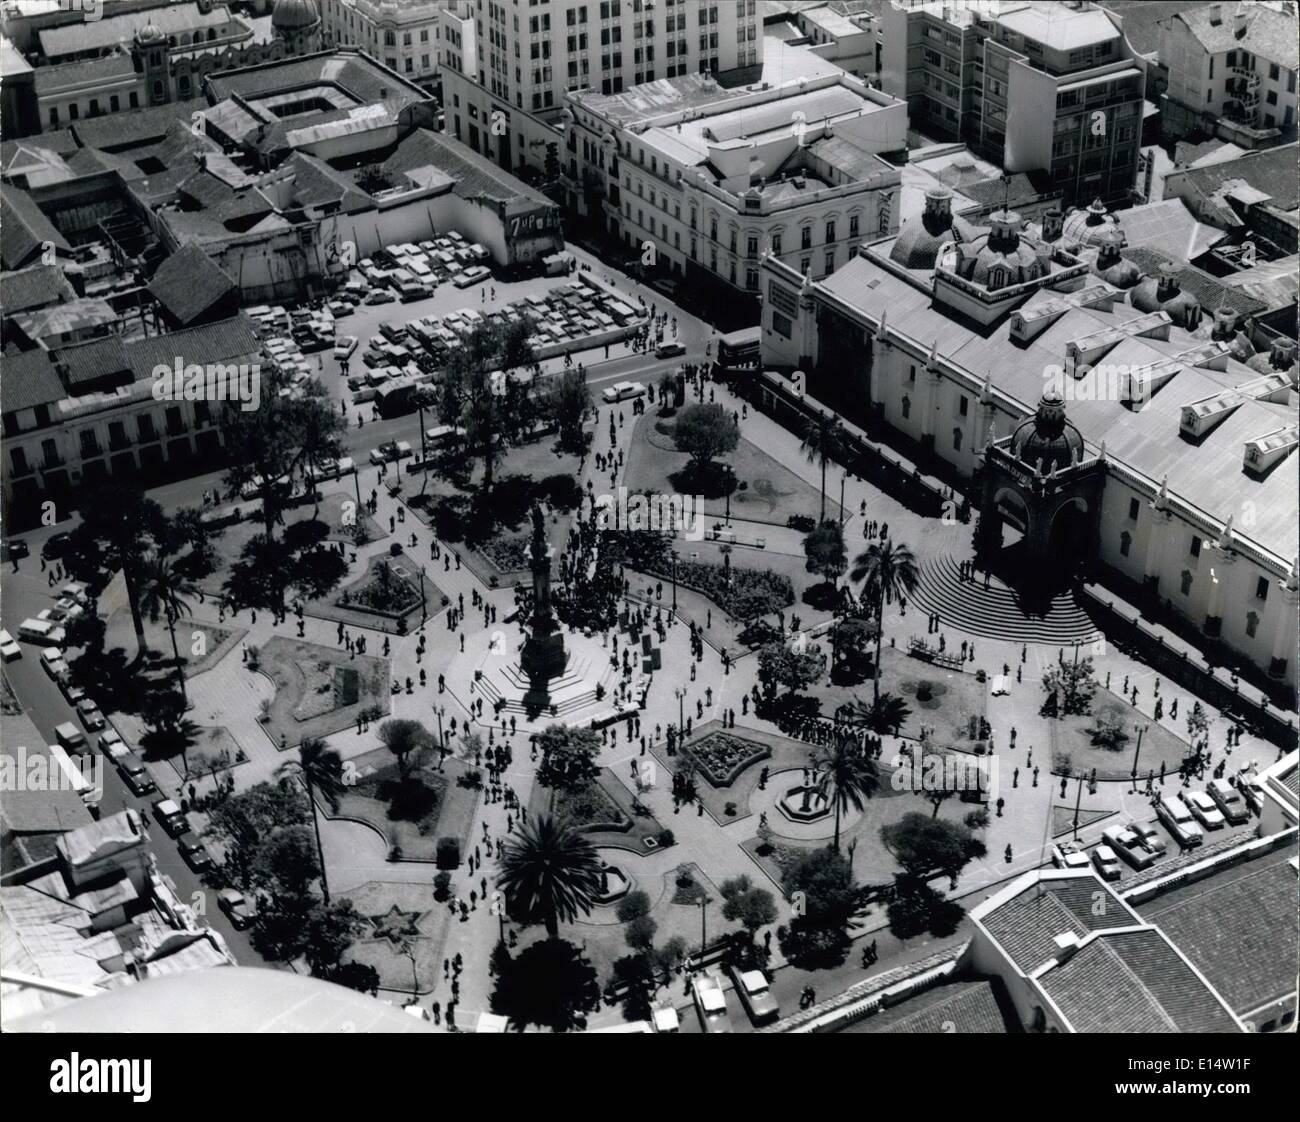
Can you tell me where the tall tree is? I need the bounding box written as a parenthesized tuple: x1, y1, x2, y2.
(292, 382, 345, 519)
(377, 718, 433, 782)
(672, 402, 739, 481)
(800, 410, 844, 523)
(534, 724, 602, 794)
(64, 483, 167, 658)
(803, 520, 847, 588)
(277, 737, 346, 905)
(139, 554, 198, 703)
(849, 539, 920, 703)
(497, 814, 603, 938)
(814, 733, 880, 852)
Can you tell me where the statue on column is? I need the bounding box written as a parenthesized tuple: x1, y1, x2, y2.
(521, 503, 566, 682)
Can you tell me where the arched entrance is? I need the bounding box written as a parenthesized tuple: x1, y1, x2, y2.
(1047, 497, 1091, 572)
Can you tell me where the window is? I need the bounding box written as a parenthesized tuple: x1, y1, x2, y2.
(800, 257, 811, 276)
(801, 226, 812, 250)
(771, 233, 782, 255)
(908, 365, 916, 383)
(1120, 531, 1131, 557)
(772, 311, 792, 338)
(1180, 570, 1193, 596)
(848, 214, 859, 239)
(79, 430, 99, 457)
(901, 395, 911, 419)
(1256, 576, 1269, 601)
(49, 106, 58, 126)
(1128, 497, 1140, 520)
(953, 427, 963, 451)
(1246, 612, 1259, 639)
(824, 250, 834, 274)
(958, 395, 969, 417)
(1190, 536, 1201, 558)
(824, 220, 836, 243)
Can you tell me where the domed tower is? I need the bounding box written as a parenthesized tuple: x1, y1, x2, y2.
(1130, 261, 1202, 330)
(1010, 387, 1085, 476)
(889, 187, 953, 268)
(1093, 228, 1141, 288)
(272, 0, 322, 55)
(133, 21, 171, 106)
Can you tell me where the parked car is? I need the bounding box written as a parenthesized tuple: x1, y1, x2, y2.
(98, 729, 131, 762)
(453, 264, 491, 288)
(1051, 840, 1090, 870)
(333, 334, 359, 360)
(1230, 768, 1265, 815)
(368, 440, 413, 465)
(151, 798, 190, 837)
(729, 966, 779, 1025)
(1180, 789, 1226, 830)
(18, 618, 66, 646)
(118, 755, 156, 796)
(364, 287, 396, 305)
(1, 538, 30, 562)
(1091, 845, 1122, 881)
(1130, 820, 1168, 858)
(1157, 795, 1204, 848)
(218, 888, 256, 930)
(601, 380, 645, 404)
(59, 581, 90, 605)
(0, 629, 21, 661)
(655, 340, 687, 358)
(40, 646, 70, 680)
(1100, 825, 1156, 870)
(1206, 777, 1250, 824)
(41, 531, 72, 560)
(54, 721, 87, 754)
(75, 697, 106, 731)
(61, 679, 86, 706)
(178, 836, 214, 874)
(692, 970, 732, 1033)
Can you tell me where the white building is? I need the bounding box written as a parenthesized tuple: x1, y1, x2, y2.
(318, 0, 446, 87)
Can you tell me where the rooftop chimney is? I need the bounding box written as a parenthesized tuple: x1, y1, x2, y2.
(1209, 4, 1223, 26)
(1052, 931, 1082, 964)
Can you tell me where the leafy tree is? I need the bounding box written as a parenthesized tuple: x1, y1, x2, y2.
(541, 368, 593, 453)
(138, 689, 200, 779)
(615, 890, 652, 924)
(1088, 711, 1130, 751)
(206, 780, 312, 890)
(777, 847, 859, 969)
(832, 616, 878, 678)
(801, 410, 844, 523)
(886, 882, 964, 940)
(1041, 657, 1097, 717)
(844, 691, 910, 734)
(293, 381, 346, 518)
(815, 734, 879, 851)
(719, 875, 778, 947)
(377, 718, 433, 781)
(302, 898, 368, 977)
(757, 640, 826, 700)
(490, 937, 601, 1031)
(534, 724, 602, 793)
(803, 521, 847, 587)
(277, 737, 346, 904)
(672, 402, 738, 478)
(329, 961, 381, 996)
(249, 893, 314, 962)
(880, 812, 985, 886)
(849, 539, 920, 703)
(355, 164, 395, 193)
(625, 913, 658, 952)
(497, 814, 603, 937)
(250, 823, 320, 902)
(160, 506, 216, 579)
(64, 483, 167, 657)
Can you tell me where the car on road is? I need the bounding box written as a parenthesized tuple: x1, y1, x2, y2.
(333, 334, 359, 359)
(654, 340, 686, 359)
(453, 264, 491, 288)
(118, 755, 156, 796)
(729, 966, 779, 1025)
(650, 278, 679, 299)
(0, 629, 21, 661)
(692, 970, 732, 1033)
(601, 380, 646, 404)
(368, 440, 413, 465)
(218, 888, 256, 930)
(59, 581, 90, 605)
(98, 729, 131, 762)
(40, 646, 70, 680)
(54, 721, 87, 754)
(41, 531, 72, 560)
(179, 836, 214, 874)
(152, 798, 190, 837)
(1091, 845, 1123, 881)
(327, 300, 355, 318)
(1050, 840, 1090, 870)
(1, 538, 30, 562)
(75, 697, 106, 731)
(1129, 820, 1168, 858)
(61, 679, 86, 706)
(18, 617, 66, 646)
(1206, 777, 1250, 824)
(1157, 795, 1204, 848)
(1180, 789, 1226, 830)
(363, 287, 396, 305)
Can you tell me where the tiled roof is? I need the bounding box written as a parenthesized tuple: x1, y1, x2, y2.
(0, 188, 70, 271)
(147, 244, 237, 325)
(978, 877, 1137, 973)
(122, 315, 261, 381)
(32, 51, 137, 95)
(1166, 143, 1300, 215)
(1040, 929, 1242, 1033)
(71, 102, 200, 154)
(382, 129, 555, 210)
(53, 335, 132, 389)
(1139, 847, 1299, 1017)
(1122, 247, 1267, 318)
(0, 131, 79, 173)
(847, 978, 1018, 1033)
(0, 264, 76, 315)
(1096, 2, 1218, 57)
(38, 2, 230, 61)
(1, 348, 69, 414)
(1172, 3, 1299, 72)
(1115, 198, 1227, 261)
(205, 49, 428, 111)
(284, 151, 372, 213)
(1218, 255, 1300, 311)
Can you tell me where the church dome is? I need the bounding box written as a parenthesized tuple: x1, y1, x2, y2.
(272, 0, 320, 30)
(1010, 387, 1085, 475)
(1093, 228, 1141, 288)
(954, 210, 1049, 291)
(1130, 262, 1202, 330)
(135, 22, 165, 46)
(890, 187, 953, 268)
(1061, 197, 1119, 249)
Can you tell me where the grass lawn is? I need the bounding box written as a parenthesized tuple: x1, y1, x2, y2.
(303, 550, 445, 635)
(1048, 689, 1193, 781)
(624, 413, 844, 527)
(531, 767, 672, 856)
(254, 636, 389, 749)
(340, 880, 453, 996)
(331, 748, 480, 862)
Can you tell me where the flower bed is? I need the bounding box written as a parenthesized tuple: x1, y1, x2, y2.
(644, 558, 794, 621)
(555, 780, 631, 834)
(689, 732, 771, 787)
(480, 534, 532, 574)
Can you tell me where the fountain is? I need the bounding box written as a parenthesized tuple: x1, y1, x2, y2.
(777, 767, 832, 824)
(591, 860, 632, 905)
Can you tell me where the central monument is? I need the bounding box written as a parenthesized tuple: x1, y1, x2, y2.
(519, 504, 567, 683)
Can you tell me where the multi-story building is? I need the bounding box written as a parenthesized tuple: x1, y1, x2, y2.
(565, 62, 906, 308)
(439, 0, 763, 179)
(1159, 2, 1298, 147)
(878, 0, 1145, 205)
(318, 0, 445, 89)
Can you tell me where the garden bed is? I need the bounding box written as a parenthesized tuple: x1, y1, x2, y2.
(254, 636, 389, 749)
(1049, 689, 1194, 781)
(688, 732, 772, 787)
(532, 767, 671, 855)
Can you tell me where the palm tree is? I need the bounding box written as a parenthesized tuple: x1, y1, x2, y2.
(815, 733, 879, 852)
(497, 814, 604, 937)
(413, 385, 438, 497)
(277, 737, 345, 905)
(140, 554, 198, 703)
(849, 538, 920, 703)
(294, 387, 343, 520)
(800, 410, 844, 523)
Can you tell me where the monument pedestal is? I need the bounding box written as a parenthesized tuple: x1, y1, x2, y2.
(520, 628, 567, 682)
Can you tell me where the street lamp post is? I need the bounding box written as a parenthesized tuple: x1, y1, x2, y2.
(839, 470, 847, 528)
(670, 550, 678, 611)
(676, 686, 686, 733)
(1131, 722, 1147, 789)
(1072, 774, 1085, 839)
(699, 893, 710, 958)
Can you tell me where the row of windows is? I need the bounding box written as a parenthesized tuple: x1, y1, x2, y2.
(49, 90, 138, 124)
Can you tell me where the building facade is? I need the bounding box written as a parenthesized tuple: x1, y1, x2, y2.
(318, 0, 444, 88)
(878, 0, 1144, 205)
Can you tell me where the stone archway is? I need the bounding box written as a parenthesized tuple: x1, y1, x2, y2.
(1045, 496, 1091, 570)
